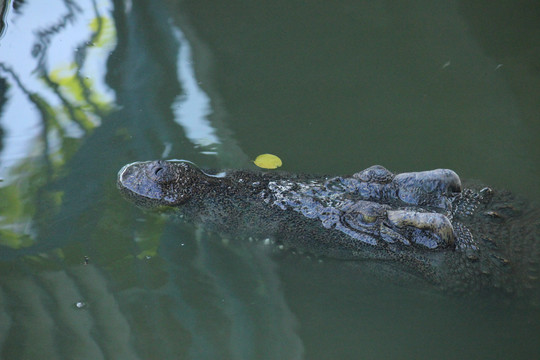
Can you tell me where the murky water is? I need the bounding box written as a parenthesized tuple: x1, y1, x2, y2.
(0, 0, 539, 359)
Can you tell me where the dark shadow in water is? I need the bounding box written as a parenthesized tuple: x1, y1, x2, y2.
(0, 0, 9, 38)
(0, 76, 6, 152)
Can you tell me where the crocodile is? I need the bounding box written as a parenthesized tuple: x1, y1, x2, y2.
(117, 160, 540, 296)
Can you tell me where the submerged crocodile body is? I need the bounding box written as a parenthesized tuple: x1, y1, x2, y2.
(117, 160, 539, 296)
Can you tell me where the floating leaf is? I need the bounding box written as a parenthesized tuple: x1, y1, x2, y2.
(254, 154, 282, 169)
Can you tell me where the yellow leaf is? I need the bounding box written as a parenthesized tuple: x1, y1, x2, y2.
(254, 154, 282, 169)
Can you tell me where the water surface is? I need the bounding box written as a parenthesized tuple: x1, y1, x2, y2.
(0, 0, 539, 358)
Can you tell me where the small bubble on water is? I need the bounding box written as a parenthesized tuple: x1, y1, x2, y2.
(75, 301, 87, 309)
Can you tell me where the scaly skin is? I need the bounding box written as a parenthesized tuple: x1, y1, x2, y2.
(117, 160, 540, 296)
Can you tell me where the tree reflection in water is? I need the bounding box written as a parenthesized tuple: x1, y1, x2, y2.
(0, 1, 303, 359)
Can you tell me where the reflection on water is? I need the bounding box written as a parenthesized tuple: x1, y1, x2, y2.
(0, 0, 539, 359)
(0, 0, 117, 253)
(0, 0, 302, 358)
(171, 25, 219, 151)
(0, 0, 115, 168)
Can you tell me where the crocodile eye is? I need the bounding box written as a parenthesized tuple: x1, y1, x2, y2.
(362, 215, 377, 223)
(148, 161, 170, 182)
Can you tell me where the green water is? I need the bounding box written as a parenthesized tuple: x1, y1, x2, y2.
(0, 0, 539, 358)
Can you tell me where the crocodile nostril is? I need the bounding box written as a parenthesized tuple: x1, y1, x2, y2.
(155, 167, 163, 176)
